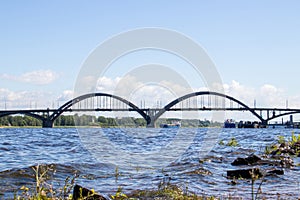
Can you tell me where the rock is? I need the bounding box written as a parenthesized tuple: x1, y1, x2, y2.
(231, 157, 249, 165)
(231, 154, 261, 166)
(186, 168, 212, 175)
(267, 169, 284, 175)
(271, 142, 299, 156)
(292, 142, 300, 154)
(246, 154, 261, 164)
(73, 184, 107, 200)
(280, 157, 294, 168)
(256, 159, 281, 166)
(287, 149, 296, 155)
(231, 153, 293, 169)
(271, 149, 280, 156)
(293, 141, 300, 148)
(231, 179, 237, 185)
(279, 142, 288, 148)
(227, 168, 263, 179)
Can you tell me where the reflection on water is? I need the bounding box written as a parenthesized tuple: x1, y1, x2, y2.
(0, 128, 299, 198)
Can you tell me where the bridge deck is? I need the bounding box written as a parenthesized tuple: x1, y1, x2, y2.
(1, 107, 300, 113)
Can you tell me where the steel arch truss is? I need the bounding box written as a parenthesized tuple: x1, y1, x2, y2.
(152, 91, 264, 124)
(50, 93, 151, 124)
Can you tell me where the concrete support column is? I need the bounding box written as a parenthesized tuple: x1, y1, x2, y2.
(261, 120, 268, 127)
(146, 119, 155, 128)
(146, 109, 157, 128)
(42, 119, 53, 128)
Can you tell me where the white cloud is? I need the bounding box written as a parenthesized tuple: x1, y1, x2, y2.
(1, 78, 300, 121)
(57, 90, 74, 102)
(0, 88, 23, 101)
(94, 77, 296, 109)
(222, 81, 288, 108)
(0, 89, 53, 109)
(92, 77, 300, 121)
(259, 84, 285, 107)
(97, 76, 121, 92)
(0, 88, 76, 110)
(96, 76, 196, 108)
(223, 80, 256, 105)
(219, 81, 300, 121)
(0, 69, 59, 85)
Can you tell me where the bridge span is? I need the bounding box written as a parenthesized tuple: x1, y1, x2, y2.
(0, 91, 299, 128)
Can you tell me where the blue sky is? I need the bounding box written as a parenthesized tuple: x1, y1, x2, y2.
(0, 1, 300, 119)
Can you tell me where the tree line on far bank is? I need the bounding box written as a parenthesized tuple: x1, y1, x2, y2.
(0, 114, 219, 128)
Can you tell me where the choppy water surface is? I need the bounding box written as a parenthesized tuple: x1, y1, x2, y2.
(0, 128, 299, 199)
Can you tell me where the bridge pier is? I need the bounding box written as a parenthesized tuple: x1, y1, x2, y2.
(261, 120, 268, 128)
(42, 119, 53, 128)
(146, 119, 156, 128)
(145, 109, 158, 128)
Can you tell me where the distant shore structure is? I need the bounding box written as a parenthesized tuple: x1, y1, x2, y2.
(224, 119, 236, 128)
(160, 121, 181, 128)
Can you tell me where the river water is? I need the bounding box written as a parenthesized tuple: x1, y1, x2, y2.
(0, 127, 299, 199)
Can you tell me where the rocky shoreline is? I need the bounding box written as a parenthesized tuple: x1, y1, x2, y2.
(4, 132, 300, 199)
(71, 134, 300, 200)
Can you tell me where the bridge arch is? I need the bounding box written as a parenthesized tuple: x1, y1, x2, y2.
(0, 111, 47, 125)
(267, 111, 300, 122)
(0, 111, 45, 121)
(50, 93, 150, 124)
(153, 91, 264, 123)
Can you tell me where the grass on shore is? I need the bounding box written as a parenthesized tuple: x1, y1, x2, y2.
(12, 164, 221, 200)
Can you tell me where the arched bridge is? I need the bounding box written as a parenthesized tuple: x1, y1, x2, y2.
(0, 91, 299, 128)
